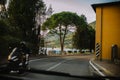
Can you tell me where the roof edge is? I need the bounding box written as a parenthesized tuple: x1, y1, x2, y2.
(91, 1, 120, 12)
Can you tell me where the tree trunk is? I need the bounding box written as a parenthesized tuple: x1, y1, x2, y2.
(59, 25, 63, 55)
(59, 25, 67, 55)
(61, 41, 64, 55)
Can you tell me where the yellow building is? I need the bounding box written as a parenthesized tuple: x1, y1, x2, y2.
(92, 1, 120, 61)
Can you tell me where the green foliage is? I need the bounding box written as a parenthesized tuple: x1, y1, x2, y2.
(88, 27, 95, 51)
(0, 20, 21, 56)
(0, 20, 8, 35)
(0, 20, 8, 56)
(8, 0, 34, 40)
(0, 0, 46, 56)
(43, 12, 82, 29)
(72, 15, 95, 51)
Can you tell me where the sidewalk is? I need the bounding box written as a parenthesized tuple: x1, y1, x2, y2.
(90, 58, 120, 77)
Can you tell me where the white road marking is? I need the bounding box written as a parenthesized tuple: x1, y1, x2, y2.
(47, 60, 67, 71)
(89, 59, 105, 76)
(30, 57, 73, 71)
(29, 58, 48, 62)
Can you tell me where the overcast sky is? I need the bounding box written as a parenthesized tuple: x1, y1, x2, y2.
(6, 0, 119, 23)
(43, 0, 119, 23)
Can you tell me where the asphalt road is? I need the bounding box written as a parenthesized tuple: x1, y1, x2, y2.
(1, 55, 94, 80)
(26, 56, 92, 80)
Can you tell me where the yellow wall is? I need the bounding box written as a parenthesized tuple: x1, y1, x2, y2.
(95, 7, 102, 59)
(96, 4, 120, 60)
(96, 7, 102, 43)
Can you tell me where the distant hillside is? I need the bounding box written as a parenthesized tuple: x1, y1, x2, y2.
(89, 21, 96, 29)
(45, 31, 74, 48)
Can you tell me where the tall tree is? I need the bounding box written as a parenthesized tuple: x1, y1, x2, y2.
(7, 0, 46, 53)
(42, 11, 83, 54)
(72, 18, 88, 50)
(73, 15, 95, 52)
(88, 26, 95, 52)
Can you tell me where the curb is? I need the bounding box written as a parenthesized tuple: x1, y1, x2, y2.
(89, 58, 114, 76)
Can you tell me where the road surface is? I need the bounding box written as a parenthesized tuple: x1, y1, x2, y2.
(1, 55, 94, 80)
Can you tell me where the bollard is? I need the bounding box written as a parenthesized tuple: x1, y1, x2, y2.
(111, 44, 118, 62)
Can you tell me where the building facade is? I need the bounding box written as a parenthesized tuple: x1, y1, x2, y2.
(92, 1, 120, 60)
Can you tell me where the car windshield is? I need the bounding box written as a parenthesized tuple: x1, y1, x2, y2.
(0, 0, 120, 80)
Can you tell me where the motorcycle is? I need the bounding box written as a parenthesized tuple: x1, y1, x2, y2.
(7, 47, 29, 73)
